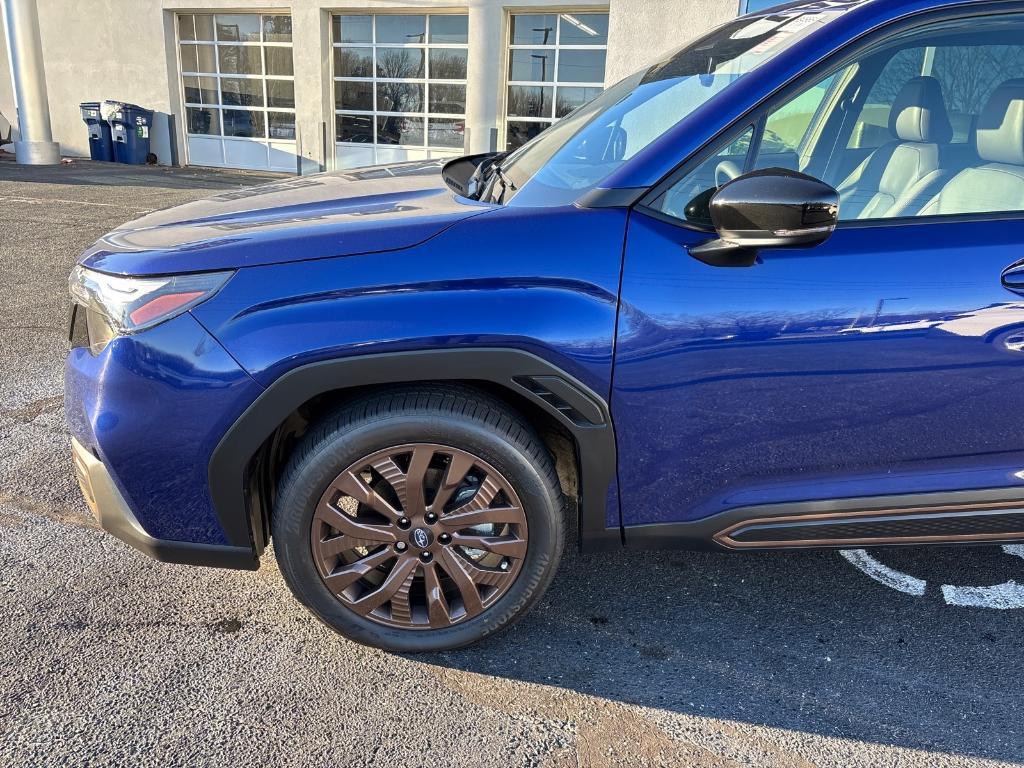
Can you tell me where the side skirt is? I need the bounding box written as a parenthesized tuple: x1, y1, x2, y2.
(603, 487, 1024, 552)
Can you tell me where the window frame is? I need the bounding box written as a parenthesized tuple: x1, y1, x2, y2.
(502, 9, 610, 151)
(636, 2, 1024, 233)
(331, 12, 470, 160)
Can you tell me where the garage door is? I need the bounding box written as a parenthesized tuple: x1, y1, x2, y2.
(177, 13, 297, 172)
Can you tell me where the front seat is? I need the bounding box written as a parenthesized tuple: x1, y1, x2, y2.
(918, 79, 1024, 217)
(838, 75, 954, 219)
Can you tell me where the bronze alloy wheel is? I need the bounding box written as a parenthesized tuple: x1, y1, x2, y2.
(309, 443, 529, 630)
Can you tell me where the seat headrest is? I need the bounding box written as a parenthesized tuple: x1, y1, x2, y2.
(977, 78, 1024, 166)
(889, 76, 953, 144)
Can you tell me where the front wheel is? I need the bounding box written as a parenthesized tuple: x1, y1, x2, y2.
(271, 386, 566, 652)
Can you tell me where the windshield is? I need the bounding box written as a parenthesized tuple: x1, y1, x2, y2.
(495, 2, 862, 206)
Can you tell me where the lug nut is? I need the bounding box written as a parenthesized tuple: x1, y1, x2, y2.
(424, 512, 439, 525)
(438, 532, 452, 545)
(419, 551, 433, 563)
(397, 517, 411, 529)
(395, 541, 408, 553)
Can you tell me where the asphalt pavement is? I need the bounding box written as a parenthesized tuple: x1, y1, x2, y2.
(1, 156, 1022, 767)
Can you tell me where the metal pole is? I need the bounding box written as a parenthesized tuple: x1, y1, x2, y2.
(2, 0, 60, 164)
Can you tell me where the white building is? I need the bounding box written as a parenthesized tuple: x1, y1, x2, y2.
(0, 0, 773, 173)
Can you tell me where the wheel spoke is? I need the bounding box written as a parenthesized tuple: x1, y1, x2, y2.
(438, 547, 485, 616)
(322, 547, 394, 594)
(333, 470, 401, 522)
(388, 564, 417, 624)
(451, 532, 527, 559)
(450, 550, 517, 590)
(423, 561, 453, 628)
(428, 451, 476, 514)
(350, 556, 419, 616)
(371, 445, 433, 517)
(315, 500, 397, 549)
(441, 505, 526, 530)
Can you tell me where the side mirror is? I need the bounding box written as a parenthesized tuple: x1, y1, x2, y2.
(689, 168, 839, 268)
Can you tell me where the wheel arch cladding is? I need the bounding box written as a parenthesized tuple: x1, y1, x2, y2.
(208, 348, 619, 553)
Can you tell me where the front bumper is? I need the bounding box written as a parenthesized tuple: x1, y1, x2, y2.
(72, 437, 258, 569)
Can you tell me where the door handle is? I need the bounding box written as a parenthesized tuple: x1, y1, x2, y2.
(1002, 262, 1024, 292)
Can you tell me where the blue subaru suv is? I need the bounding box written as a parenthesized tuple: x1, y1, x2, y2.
(66, 0, 1024, 651)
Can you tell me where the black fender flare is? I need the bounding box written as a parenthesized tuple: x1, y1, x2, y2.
(207, 348, 621, 555)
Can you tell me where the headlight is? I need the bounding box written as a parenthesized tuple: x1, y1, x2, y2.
(68, 266, 231, 354)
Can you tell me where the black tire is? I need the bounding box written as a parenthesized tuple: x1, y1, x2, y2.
(271, 384, 566, 652)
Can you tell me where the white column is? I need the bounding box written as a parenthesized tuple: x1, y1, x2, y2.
(1, 0, 59, 164)
(464, 0, 503, 154)
(291, 4, 330, 173)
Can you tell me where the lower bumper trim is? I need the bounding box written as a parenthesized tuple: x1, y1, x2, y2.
(72, 438, 259, 570)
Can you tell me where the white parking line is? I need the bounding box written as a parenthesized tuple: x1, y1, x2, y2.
(6, 195, 148, 210)
(839, 549, 927, 596)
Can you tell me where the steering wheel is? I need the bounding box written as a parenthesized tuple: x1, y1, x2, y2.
(715, 160, 743, 188)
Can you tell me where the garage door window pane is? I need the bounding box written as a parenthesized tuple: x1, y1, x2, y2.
(223, 108, 265, 138)
(429, 15, 468, 44)
(558, 13, 609, 46)
(265, 47, 294, 77)
(267, 80, 295, 109)
(429, 84, 465, 114)
(194, 14, 215, 42)
(263, 15, 292, 43)
(428, 118, 464, 148)
(217, 14, 261, 42)
(377, 116, 424, 145)
(376, 15, 425, 44)
(429, 49, 467, 80)
(336, 48, 373, 78)
(376, 48, 424, 79)
(338, 114, 374, 142)
(268, 112, 296, 140)
(187, 107, 220, 135)
(221, 78, 264, 107)
(335, 15, 372, 44)
(336, 81, 373, 111)
(179, 15, 196, 42)
(377, 83, 423, 113)
(508, 85, 552, 118)
(511, 14, 557, 45)
(510, 50, 555, 82)
(180, 45, 199, 73)
(555, 86, 601, 117)
(558, 50, 606, 83)
(218, 46, 262, 75)
(507, 121, 544, 148)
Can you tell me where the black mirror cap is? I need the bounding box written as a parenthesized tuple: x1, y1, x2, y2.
(441, 152, 507, 198)
(710, 167, 840, 249)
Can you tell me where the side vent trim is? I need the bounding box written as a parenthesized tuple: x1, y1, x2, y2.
(513, 375, 606, 427)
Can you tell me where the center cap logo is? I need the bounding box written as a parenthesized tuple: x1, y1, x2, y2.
(412, 527, 433, 549)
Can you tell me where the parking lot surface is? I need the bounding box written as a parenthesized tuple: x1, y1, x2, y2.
(1, 159, 1022, 767)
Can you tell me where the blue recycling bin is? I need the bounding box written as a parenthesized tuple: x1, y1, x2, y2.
(79, 102, 114, 162)
(105, 101, 154, 165)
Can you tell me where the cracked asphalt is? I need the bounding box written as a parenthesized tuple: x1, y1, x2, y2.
(1, 158, 1023, 768)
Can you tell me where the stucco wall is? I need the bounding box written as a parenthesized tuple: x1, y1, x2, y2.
(605, 0, 735, 83)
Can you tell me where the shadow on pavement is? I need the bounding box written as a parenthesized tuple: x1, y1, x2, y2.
(423, 543, 1024, 763)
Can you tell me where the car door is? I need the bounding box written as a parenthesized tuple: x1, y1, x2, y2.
(612, 9, 1024, 534)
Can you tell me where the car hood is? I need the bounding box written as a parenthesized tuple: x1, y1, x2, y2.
(79, 160, 494, 275)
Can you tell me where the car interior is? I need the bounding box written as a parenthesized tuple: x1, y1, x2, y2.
(657, 17, 1024, 227)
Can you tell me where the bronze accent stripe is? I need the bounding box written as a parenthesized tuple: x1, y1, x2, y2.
(714, 500, 1024, 550)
